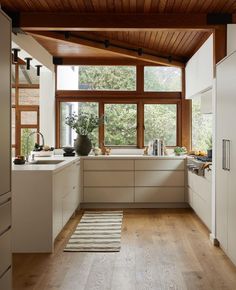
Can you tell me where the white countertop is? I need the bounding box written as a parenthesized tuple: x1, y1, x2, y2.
(80, 154, 186, 160)
(12, 154, 186, 172)
(12, 156, 80, 172)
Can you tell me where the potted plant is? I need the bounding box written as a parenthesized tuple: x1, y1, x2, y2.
(65, 112, 104, 156)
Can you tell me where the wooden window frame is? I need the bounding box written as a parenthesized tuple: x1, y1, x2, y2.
(12, 63, 40, 156)
(55, 64, 190, 150)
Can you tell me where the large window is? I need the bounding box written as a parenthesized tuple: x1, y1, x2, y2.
(144, 104, 177, 146)
(12, 64, 40, 157)
(57, 65, 136, 91)
(56, 64, 185, 149)
(104, 104, 137, 146)
(60, 102, 99, 147)
(144, 66, 182, 92)
(192, 96, 212, 151)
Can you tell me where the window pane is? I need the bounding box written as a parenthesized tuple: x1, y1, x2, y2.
(57, 65, 136, 91)
(104, 104, 137, 146)
(60, 102, 99, 147)
(19, 88, 39, 105)
(21, 111, 38, 125)
(21, 128, 37, 156)
(192, 96, 212, 151)
(144, 104, 177, 146)
(144, 66, 182, 92)
(19, 65, 39, 85)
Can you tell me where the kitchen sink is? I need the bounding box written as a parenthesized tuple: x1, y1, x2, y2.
(29, 160, 64, 165)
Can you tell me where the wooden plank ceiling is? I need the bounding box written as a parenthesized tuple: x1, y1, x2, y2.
(3, 0, 235, 65)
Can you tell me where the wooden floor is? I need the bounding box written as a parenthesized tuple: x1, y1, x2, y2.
(13, 209, 236, 290)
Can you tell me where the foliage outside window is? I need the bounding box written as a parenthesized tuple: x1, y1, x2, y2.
(192, 96, 212, 151)
(21, 128, 37, 156)
(57, 65, 136, 91)
(104, 104, 137, 146)
(144, 66, 182, 92)
(144, 104, 177, 146)
(60, 102, 99, 147)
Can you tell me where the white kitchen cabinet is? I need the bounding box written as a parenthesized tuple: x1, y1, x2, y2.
(0, 9, 11, 289)
(216, 51, 236, 265)
(135, 159, 184, 170)
(135, 171, 184, 187)
(135, 187, 184, 203)
(185, 34, 213, 99)
(12, 158, 80, 253)
(84, 159, 133, 171)
(0, 268, 11, 290)
(84, 171, 134, 187)
(187, 170, 212, 230)
(81, 157, 186, 205)
(84, 187, 134, 203)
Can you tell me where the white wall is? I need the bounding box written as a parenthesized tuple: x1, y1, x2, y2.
(40, 70, 55, 147)
(12, 33, 54, 71)
(185, 34, 213, 99)
(12, 33, 56, 147)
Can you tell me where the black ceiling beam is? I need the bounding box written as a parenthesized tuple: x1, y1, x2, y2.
(207, 13, 232, 25)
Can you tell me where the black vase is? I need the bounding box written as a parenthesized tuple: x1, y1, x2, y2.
(74, 135, 92, 156)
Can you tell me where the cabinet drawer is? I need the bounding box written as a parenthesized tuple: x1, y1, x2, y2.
(135, 187, 185, 203)
(0, 267, 11, 290)
(84, 159, 134, 171)
(0, 198, 11, 235)
(84, 187, 134, 203)
(135, 171, 184, 187)
(192, 192, 211, 230)
(0, 229, 11, 277)
(135, 159, 184, 171)
(84, 171, 134, 187)
(187, 171, 211, 203)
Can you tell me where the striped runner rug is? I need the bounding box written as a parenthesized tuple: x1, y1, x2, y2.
(64, 211, 123, 252)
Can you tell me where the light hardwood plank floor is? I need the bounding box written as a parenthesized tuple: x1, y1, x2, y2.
(13, 209, 236, 290)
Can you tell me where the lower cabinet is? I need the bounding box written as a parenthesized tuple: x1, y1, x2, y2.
(187, 171, 212, 230)
(81, 158, 186, 205)
(135, 187, 185, 203)
(53, 160, 80, 236)
(12, 159, 80, 253)
(84, 187, 134, 203)
(0, 268, 11, 290)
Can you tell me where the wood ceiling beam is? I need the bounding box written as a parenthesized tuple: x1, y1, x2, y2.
(12, 13, 217, 31)
(29, 31, 185, 68)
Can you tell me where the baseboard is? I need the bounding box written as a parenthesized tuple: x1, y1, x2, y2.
(209, 233, 220, 246)
(81, 202, 189, 209)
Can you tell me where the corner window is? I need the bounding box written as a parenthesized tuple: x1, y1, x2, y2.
(144, 66, 182, 92)
(144, 104, 177, 146)
(104, 103, 137, 146)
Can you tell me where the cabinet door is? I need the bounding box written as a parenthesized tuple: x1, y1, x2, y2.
(0, 11, 11, 196)
(53, 171, 64, 240)
(135, 171, 184, 187)
(84, 171, 134, 187)
(216, 55, 236, 251)
(0, 268, 11, 290)
(0, 230, 11, 277)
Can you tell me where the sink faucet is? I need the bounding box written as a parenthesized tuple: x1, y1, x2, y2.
(26, 131, 45, 162)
